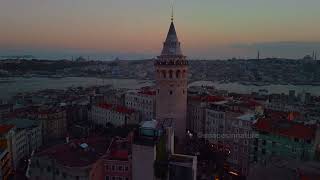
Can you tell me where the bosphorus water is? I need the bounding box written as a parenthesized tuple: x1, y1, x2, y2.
(1, 77, 320, 100)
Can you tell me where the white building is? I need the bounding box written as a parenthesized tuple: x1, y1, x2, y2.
(204, 102, 257, 176)
(125, 89, 156, 121)
(187, 95, 226, 135)
(264, 102, 299, 112)
(2, 119, 42, 169)
(91, 103, 139, 127)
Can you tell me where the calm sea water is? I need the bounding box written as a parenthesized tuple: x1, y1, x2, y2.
(189, 81, 320, 96)
(0, 77, 152, 100)
(0, 77, 319, 100)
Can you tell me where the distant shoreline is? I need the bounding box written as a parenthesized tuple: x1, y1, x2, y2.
(1, 76, 320, 86)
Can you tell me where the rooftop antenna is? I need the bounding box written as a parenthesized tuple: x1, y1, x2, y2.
(257, 50, 260, 60)
(171, 0, 174, 22)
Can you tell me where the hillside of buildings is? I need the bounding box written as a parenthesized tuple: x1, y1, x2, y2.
(1, 58, 320, 85)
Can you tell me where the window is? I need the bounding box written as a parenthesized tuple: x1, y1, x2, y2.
(292, 148, 297, 153)
(118, 165, 123, 171)
(112, 165, 115, 171)
(244, 140, 248, 145)
(169, 91, 173, 95)
(125, 166, 129, 171)
(176, 70, 181, 78)
(182, 70, 186, 77)
(169, 70, 173, 78)
(105, 176, 110, 180)
(262, 140, 266, 145)
(62, 172, 67, 179)
(161, 70, 166, 78)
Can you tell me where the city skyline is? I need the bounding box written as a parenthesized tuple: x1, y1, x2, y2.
(1, 0, 320, 59)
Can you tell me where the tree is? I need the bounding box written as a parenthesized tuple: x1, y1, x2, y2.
(154, 136, 169, 180)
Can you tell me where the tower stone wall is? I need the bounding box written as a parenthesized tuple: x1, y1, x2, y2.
(155, 21, 188, 140)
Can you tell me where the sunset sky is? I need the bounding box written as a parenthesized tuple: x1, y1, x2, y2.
(0, 0, 320, 59)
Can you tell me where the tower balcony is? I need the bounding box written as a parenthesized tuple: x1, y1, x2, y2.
(154, 59, 188, 66)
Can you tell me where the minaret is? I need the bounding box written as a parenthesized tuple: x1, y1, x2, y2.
(155, 13, 188, 140)
(312, 51, 315, 60)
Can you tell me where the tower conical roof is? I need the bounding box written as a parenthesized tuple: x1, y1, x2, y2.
(161, 21, 182, 56)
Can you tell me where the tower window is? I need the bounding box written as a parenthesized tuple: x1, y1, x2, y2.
(169, 70, 173, 79)
(182, 70, 186, 78)
(157, 89, 160, 94)
(169, 91, 173, 95)
(176, 70, 181, 78)
(161, 70, 166, 78)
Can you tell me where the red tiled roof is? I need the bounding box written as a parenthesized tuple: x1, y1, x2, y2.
(254, 118, 315, 140)
(242, 99, 261, 107)
(114, 106, 135, 114)
(0, 125, 14, 134)
(98, 103, 112, 110)
(138, 90, 156, 96)
(266, 110, 301, 121)
(298, 171, 320, 180)
(191, 95, 225, 102)
(109, 150, 129, 161)
(37, 137, 111, 167)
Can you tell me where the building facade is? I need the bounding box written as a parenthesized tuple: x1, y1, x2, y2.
(28, 137, 111, 180)
(91, 103, 139, 127)
(37, 107, 67, 141)
(125, 88, 156, 121)
(155, 18, 188, 140)
(204, 101, 258, 176)
(251, 118, 317, 164)
(3, 118, 42, 168)
(0, 148, 13, 180)
(91, 138, 132, 180)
